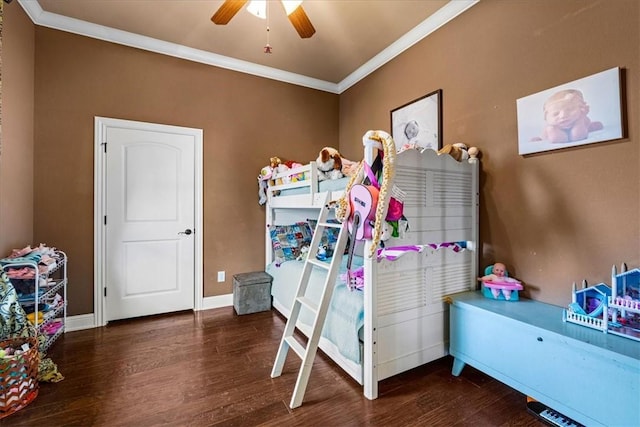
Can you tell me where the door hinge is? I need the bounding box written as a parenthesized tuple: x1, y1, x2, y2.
(104, 287, 107, 297)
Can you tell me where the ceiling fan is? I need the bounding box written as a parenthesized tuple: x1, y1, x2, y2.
(211, 0, 316, 39)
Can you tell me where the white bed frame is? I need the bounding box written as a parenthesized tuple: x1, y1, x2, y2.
(265, 146, 479, 400)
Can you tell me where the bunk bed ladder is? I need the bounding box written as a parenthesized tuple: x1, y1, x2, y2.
(270, 196, 350, 409)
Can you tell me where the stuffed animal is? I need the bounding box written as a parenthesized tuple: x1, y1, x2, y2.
(380, 221, 392, 247)
(316, 147, 358, 180)
(284, 161, 305, 182)
(257, 177, 268, 205)
(438, 143, 479, 162)
(259, 165, 273, 181)
(270, 156, 282, 169)
(341, 158, 360, 177)
(316, 245, 334, 261)
(296, 245, 310, 261)
(316, 147, 344, 181)
(257, 166, 274, 205)
(275, 163, 290, 174)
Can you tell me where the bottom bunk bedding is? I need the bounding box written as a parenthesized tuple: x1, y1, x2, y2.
(267, 255, 364, 364)
(267, 241, 475, 382)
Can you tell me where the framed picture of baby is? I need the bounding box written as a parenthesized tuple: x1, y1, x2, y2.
(391, 89, 442, 153)
(516, 67, 623, 155)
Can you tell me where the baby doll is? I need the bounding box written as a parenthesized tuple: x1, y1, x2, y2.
(479, 262, 523, 300)
(478, 262, 519, 284)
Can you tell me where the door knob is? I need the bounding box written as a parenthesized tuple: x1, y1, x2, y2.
(179, 229, 193, 235)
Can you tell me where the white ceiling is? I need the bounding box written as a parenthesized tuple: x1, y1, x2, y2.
(19, 0, 478, 93)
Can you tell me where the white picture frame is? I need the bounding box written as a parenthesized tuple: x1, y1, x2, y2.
(517, 67, 623, 155)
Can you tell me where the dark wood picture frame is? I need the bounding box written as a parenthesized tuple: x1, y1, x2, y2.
(390, 89, 443, 152)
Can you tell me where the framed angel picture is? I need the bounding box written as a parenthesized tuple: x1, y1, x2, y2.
(391, 89, 442, 153)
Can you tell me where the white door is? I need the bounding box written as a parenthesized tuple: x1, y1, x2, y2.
(102, 120, 200, 321)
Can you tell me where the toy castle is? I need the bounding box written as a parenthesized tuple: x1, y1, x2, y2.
(563, 264, 640, 341)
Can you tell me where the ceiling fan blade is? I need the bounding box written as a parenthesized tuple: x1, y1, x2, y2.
(211, 0, 248, 25)
(288, 5, 316, 38)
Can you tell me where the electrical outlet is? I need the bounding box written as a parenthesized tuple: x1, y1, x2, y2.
(217, 271, 225, 282)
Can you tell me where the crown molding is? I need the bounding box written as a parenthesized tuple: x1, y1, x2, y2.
(17, 0, 339, 93)
(338, 0, 479, 93)
(18, 0, 478, 94)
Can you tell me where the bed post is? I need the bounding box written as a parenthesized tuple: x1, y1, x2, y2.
(265, 203, 273, 269)
(309, 161, 319, 204)
(469, 155, 480, 290)
(363, 243, 377, 399)
(362, 139, 378, 400)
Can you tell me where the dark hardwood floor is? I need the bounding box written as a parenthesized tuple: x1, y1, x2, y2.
(3, 307, 546, 426)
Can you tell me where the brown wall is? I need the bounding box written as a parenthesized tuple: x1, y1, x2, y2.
(340, 0, 640, 305)
(3, 0, 639, 315)
(1, 3, 34, 252)
(28, 25, 337, 315)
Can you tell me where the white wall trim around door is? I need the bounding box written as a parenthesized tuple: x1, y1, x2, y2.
(93, 117, 204, 326)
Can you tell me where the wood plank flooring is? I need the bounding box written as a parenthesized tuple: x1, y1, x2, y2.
(3, 308, 546, 426)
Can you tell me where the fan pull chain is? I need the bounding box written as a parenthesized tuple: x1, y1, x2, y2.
(264, 1, 272, 53)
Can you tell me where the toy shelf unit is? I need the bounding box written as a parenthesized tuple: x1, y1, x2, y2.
(563, 263, 640, 342)
(2, 251, 67, 352)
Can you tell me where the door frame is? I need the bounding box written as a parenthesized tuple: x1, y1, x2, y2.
(93, 117, 204, 327)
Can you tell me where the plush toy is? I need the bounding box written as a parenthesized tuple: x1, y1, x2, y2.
(316, 147, 359, 181)
(275, 163, 290, 174)
(259, 165, 273, 181)
(316, 147, 344, 181)
(380, 221, 392, 247)
(316, 245, 334, 261)
(296, 245, 310, 261)
(438, 143, 479, 162)
(283, 160, 300, 169)
(340, 157, 360, 177)
(257, 165, 274, 205)
(270, 156, 282, 169)
(285, 161, 305, 182)
(257, 177, 268, 205)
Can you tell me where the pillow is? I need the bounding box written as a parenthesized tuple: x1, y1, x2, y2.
(307, 218, 343, 254)
(269, 222, 313, 265)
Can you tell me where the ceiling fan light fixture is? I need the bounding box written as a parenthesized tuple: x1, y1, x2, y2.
(212, 0, 314, 39)
(246, 0, 266, 19)
(282, 0, 303, 16)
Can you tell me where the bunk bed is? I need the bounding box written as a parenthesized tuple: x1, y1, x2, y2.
(264, 132, 480, 400)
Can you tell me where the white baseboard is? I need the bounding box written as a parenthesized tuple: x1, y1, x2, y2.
(65, 313, 96, 331)
(65, 295, 233, 331)
(199, 293, 233, 311)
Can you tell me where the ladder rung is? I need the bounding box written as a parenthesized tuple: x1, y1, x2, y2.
(318, 221, 342, 229)
(307, 259, 330, 270)
(285, 336, 306, 359)
(296, 296, 318, 314)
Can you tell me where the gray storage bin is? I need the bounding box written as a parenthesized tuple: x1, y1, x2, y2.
(233, 271, 273, 315)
